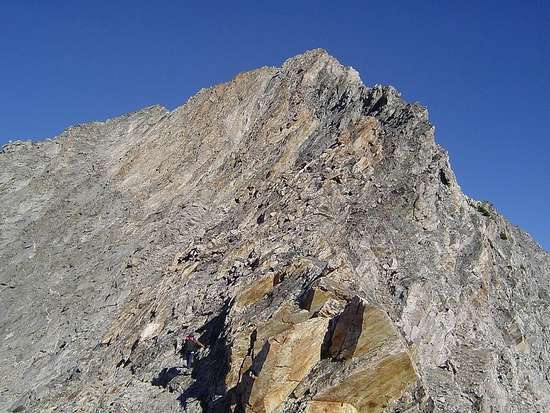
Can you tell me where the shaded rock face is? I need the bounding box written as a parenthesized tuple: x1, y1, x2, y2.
(0, 49, 549, 413)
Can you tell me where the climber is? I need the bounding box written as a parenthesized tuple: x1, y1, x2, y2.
(182, 333, 205, 368)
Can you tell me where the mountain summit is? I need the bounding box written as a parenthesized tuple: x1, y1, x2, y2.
(1, 50, 549, 412)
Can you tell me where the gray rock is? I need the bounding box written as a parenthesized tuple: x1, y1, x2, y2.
(0, 49, 548, 412)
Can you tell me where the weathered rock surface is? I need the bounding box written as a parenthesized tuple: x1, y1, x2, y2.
(1, 49, 549, 413)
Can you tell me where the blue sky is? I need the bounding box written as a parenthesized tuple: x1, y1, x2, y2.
(1, 1, 548, 249)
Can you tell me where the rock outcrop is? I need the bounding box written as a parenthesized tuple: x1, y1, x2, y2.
(1, 49, 549, 413)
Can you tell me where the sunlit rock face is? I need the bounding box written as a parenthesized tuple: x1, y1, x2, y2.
(1, 49, 549, 413)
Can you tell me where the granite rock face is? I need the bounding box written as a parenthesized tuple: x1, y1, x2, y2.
(1, 49, 549, 413)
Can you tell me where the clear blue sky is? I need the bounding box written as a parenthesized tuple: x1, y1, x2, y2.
(1, 1, 548, 250)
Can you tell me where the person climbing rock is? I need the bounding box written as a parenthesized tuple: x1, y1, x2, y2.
(182, 333, 204, 368)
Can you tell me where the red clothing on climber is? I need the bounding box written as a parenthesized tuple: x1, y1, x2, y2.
(182, 334, 204, 367)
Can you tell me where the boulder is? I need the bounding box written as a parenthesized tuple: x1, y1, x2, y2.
(241, 317, 330, 413)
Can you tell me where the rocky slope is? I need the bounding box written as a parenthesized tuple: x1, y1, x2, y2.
(0, 49, 549, 413)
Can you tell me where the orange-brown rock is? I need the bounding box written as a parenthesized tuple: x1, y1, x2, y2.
(300, 287, 331, 313)
(314, 352, 416, 413)
(226, 302, 311, 389)
(329, 296, 400, 360)
(235, 273, 279, 309)
(305, 400, 358, 413)
(242, 317, 329, 413)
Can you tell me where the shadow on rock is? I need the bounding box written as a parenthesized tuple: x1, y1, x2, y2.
(178, 299, 233, 412)
(151, 367, 183, 389)
(233, 339, 270, 413)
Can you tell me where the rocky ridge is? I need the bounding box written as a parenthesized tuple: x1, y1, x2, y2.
(0, 49, 549, 412)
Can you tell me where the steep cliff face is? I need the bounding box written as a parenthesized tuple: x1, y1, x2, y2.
(1, 50, 548, 413)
